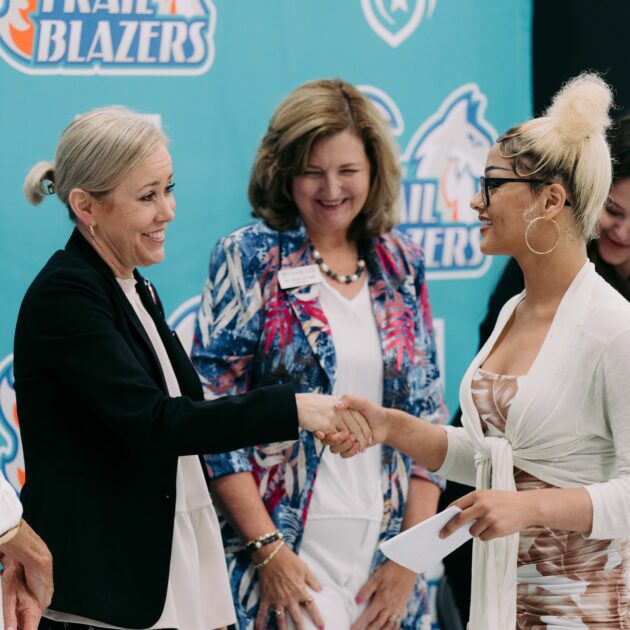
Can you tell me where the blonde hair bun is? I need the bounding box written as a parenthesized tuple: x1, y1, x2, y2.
(23, 161, 55, 206)
(545, 73, 613, 143)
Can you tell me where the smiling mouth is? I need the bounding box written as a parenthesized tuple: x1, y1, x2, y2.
(603, 232, 630, 248)
(479, 216, 493, 227)
(317, 198, 348, 209)
(142, 230, 165, 242)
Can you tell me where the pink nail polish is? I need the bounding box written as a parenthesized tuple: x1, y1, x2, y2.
(355, 595, 364, 604)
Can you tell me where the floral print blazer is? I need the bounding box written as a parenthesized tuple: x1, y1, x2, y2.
(191, 220, 448, 628)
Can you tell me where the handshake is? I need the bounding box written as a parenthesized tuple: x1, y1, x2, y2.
(295, 393, 387, 457)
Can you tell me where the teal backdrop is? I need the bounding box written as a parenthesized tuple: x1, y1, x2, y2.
(0, 0, 532, 492)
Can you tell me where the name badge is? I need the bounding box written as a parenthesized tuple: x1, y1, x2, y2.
(278, 265, 323, 289)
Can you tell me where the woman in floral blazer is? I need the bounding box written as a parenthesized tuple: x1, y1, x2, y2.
(191, 79, 447, 630)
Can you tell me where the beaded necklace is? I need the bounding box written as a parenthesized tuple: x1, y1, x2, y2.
(309, 243, 366, 284)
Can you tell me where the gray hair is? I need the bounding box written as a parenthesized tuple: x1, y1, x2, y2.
(24, 106, 167, 220)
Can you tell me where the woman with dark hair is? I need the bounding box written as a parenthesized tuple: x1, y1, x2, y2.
(192, 79, 447, 629)
(589, 114, 630, 299)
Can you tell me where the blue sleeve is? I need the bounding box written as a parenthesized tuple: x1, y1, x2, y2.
(191, 235, 264, 478)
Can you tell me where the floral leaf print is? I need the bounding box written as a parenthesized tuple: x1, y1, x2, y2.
(261, 294, 293, 353)
(528, 528, 611, 579)
(471, 370, 518, 433)
(211, 356, 252, 394)
(301, 303, 331, 344)
(375, 240, 404, 279)
(382, 303, 416, 371)
(516, 470, 630, 628)
(419, 281, 434, 333)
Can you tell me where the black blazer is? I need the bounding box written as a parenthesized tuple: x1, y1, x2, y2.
(13, 229, 298, 628)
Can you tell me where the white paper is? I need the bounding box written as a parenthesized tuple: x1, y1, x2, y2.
(379, 506, 473, 574)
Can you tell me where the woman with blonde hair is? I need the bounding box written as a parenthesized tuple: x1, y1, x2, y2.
(192, 78, 447, 629)
(333, 73, 630, 629)
(13, 106, 367, 630)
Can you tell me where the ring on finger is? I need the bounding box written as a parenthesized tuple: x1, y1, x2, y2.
(299, 596, 314, 606)
(388, 613, 401, 623)
(274, 607, 286, 617)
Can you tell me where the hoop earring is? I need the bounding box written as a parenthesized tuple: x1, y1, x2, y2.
(88, 224, 96, 239)
(524, 217, 560, 255)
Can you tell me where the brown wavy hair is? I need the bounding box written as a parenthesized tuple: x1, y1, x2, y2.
(249, 79, 401, 240)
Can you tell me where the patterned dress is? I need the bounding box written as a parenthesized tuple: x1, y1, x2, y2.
(471, 368, 630, 630)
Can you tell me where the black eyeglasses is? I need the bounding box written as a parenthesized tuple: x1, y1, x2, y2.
(479, 176, 572, 207)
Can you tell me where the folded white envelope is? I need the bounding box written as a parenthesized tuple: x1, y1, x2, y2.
(379, 506, 474, 574)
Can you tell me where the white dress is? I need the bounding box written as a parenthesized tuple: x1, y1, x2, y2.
(291, 279, 384, 630)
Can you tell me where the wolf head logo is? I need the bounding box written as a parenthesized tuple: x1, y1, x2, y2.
(0, 355, 25, 493)
(361, 83, 497, 278)
(403, 84, 497, 224)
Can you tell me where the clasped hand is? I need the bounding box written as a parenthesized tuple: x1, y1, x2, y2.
(296, 394, 387, 457)
(296, 393, 383, 455)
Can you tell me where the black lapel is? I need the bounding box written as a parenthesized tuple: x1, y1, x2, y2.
(65, 229, 167, 390)
(64, 228, 203, 400)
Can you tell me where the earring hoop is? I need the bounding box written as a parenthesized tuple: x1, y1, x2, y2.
(88, 224, 96, 239)
(524, 217, 559, 255)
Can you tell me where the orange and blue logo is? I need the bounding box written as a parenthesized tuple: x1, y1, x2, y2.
(0, 0, 216, 75)
(0, 355, 25, 494)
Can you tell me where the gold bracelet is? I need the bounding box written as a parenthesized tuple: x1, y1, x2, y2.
(0, 519, 22, 546)
(253, 540, 285, 570)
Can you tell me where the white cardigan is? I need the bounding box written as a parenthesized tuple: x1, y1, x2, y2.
(436, 260, 630, 630)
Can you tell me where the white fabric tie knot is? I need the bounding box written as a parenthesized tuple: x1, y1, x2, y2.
(468, 436, 519, 630)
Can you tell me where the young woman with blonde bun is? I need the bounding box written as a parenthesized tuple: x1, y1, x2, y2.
(330, 74, 630, 629)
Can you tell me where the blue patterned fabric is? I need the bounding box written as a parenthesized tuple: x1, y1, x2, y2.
(191, 220, 448, 628)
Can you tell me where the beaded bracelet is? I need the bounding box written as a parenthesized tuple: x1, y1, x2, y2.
(253, 540, 285, 570)
(244, 529, 284, 554)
